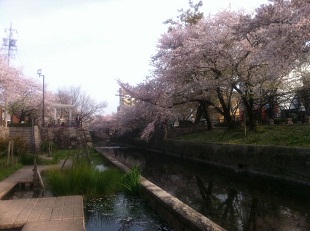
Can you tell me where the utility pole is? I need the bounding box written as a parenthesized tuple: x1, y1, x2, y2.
(1, 23, 17, 127)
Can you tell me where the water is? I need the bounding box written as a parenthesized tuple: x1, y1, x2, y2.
(85, 163, 175, 231)
(85, 194, 175, 231)
(107, 147, 310, 231)
(5, 164, 175, 231)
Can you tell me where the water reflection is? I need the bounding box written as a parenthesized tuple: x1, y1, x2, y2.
(108, 147, 310, 231)
(85, 194, 175, 231)
(95, 164, 108, 172)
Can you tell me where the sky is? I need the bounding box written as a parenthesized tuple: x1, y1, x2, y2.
(0, 0, 268, 115)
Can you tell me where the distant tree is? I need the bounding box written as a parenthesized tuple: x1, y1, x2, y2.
(56, 86, 107, 124)
(0, 56, 44, 124)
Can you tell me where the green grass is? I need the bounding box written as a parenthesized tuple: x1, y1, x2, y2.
(0, 162, 23, 181)
(19, 148, 75, 166)
(45, 160, 123, 197)
(45, 151, 142, 198)
(177, 124, 310, 148)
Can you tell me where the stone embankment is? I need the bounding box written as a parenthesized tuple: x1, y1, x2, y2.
(0, 126, 92, 153)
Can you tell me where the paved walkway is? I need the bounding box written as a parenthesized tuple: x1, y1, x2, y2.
(0, 160, 85, 231)
(0, 196, 84, 231)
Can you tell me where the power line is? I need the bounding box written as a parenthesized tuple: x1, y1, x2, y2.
(2, 22, 18, 65)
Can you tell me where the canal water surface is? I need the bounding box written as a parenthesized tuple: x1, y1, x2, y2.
(102, 146, 310, 231)
(85, 193, 175, 231)
(85, 162, 175, 231)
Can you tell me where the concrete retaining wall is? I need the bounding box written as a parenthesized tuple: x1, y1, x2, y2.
(0, 126, 92, 153)
(97, 147, 226, 231)
(114, 137, 310, 184)
(0, 126, 36, 152)
(160, 140, 310, 183)
(39, 127, 92, 149)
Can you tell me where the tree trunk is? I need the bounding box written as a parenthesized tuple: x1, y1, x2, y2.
(194, 104, 203, 125)
(243, 96, 256, 130)
(201, 102, 213, 131)
(216, 87, 234, 128)
(193, 102, 213, 130)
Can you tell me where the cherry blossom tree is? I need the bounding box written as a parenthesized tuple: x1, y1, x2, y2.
(233, 0, 310, 126)
(117, 80, 169, 142)
(114, 0, 310, 142)
(152, 0, 310, 130)
(0, 56, 44, 124)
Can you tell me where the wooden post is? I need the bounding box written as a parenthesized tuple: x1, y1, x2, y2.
(7, 141, 11, 167)
(33, 158, 38, 190)
(61, 150, 70, 171)
(11, 140, 14, 169)
(37, 168, 45, 189)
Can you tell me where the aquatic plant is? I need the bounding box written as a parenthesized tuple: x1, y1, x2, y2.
(122, 166, 141, 195)
(46, 161, 123, 197)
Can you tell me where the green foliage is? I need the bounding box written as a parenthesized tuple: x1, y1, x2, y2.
(41, 141, 57, 153)
(19, 154, 37, 165)
(19, 154, 59, 165)
(0, 137, 28, 157)
(178, 124, 310, 147)
(45, 160, 123, 197)
(19, 147, 70, 165)
(49, 149, 72, 164)
(8, 123, 32, 127)
(122, 166, 141, 195)
(89, 150, 109, 167)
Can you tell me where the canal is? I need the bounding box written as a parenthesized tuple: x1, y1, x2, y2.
(101, 146, 310, 231)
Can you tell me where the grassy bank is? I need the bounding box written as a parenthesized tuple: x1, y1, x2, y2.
(177, 124, 310, 148)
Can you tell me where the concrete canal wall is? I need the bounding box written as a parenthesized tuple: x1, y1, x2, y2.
(97, 147, 226, 231)
(116, 138, 310, 186)
(160, 140, 310, 183)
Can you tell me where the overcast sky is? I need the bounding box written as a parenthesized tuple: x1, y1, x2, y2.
(0, 0, 268, 114)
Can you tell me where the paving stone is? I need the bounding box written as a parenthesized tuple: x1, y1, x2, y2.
(22, 217, 85, 231)
(0, 165, 85, 231)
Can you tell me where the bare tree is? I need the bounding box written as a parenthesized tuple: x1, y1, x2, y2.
(56, 86, 107, 125)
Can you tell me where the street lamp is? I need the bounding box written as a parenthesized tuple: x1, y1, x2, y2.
(300, 103, 306, 123)
(37, 69, 45, 127)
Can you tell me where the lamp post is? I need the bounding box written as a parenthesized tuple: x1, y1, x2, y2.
(300, 103, 306, 123)
(37, 69, 45, 127)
